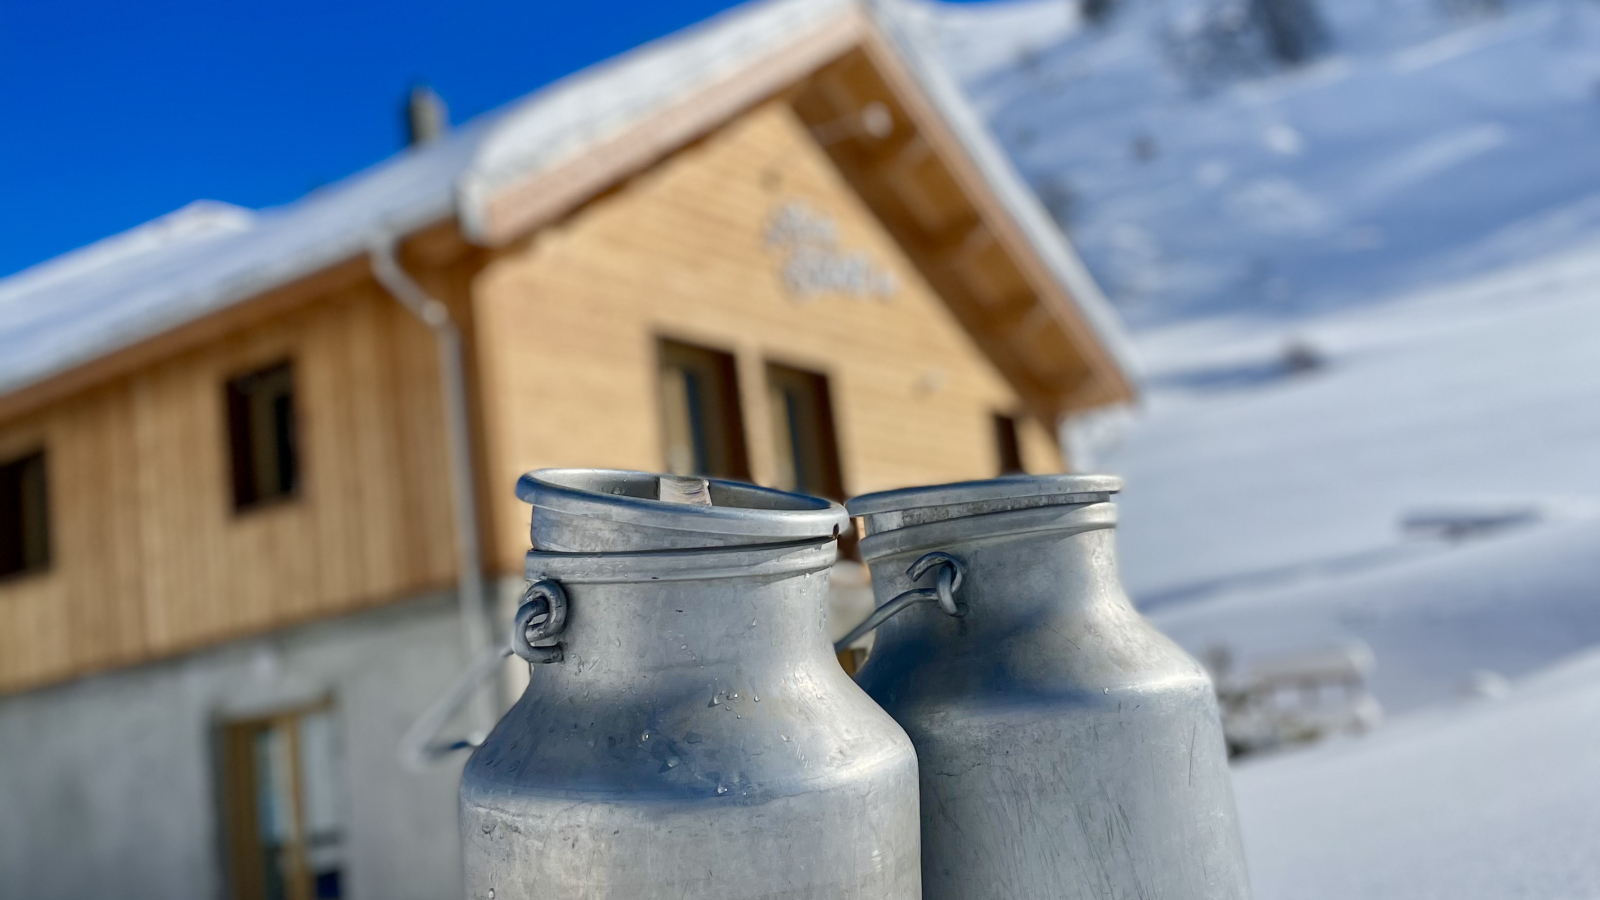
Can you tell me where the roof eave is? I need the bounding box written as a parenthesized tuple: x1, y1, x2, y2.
(457, 1, 867, 247)
(858, 0, 1141, 408)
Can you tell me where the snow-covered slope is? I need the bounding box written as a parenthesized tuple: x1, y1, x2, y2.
(914, 0, 1600, 328)
(1116, 239, 1600, 605)
(918, 0, 1600, 710)
(1110, 241, 1600, 714)
(926, 0, 1600, 890)
(1153, 512, 1600, 713)
(1234, 646, 1600, 899)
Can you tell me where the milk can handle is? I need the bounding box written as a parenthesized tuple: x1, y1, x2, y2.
(397, 578, 571, 769)
(834, 552, 965, 653)
(512, 578, 570, 664)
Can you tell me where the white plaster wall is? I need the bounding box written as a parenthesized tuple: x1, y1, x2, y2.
(0, 592, 477, 900)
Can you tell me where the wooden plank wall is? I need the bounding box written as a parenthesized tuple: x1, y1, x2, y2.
(0, 95, 1074, 692)
(0, 279, 459, 693)
(473, 99, 1062, 573)
(792, 48, 1119, 419)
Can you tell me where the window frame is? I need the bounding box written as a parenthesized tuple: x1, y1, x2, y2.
(224, 360, 302, 514)
(763, 361, 847, 501)
(992, 412, 1027, 476)
(219, 698, 347, 900)
(0, 447, 51, 581)
(655, 338, 752, 482)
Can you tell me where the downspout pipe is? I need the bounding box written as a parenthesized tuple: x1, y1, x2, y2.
(369, 234, 505, 729)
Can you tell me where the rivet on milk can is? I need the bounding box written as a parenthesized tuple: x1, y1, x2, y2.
(460, 469, 922, 900)
(842, 475, 1251, 900)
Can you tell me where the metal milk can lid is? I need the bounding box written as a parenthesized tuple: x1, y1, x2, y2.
(517, 468, 851, 553)
(848, 474, 1122, 538)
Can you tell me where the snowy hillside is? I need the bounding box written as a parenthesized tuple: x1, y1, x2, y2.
(1234, 645, 1600, 899)
(922, 1, 1600, 891)
(915, 0, 1600, 714)
(912, 0, 1600, 327)
(1091, 233, 1600, 723)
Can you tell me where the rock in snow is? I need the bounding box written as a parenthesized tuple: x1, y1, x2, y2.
(1235, 647, 1600, 900)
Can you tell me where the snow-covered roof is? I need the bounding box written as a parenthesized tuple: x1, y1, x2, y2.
(0, 118, 487, 398)
(0, 0, 1135, 401)
(458, 0, 857, 236)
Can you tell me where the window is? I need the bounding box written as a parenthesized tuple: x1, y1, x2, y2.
(766, 363, 845, 500)
(0, 450, 50, 578)
(658, 340, 750, 480)
(993, 413, 1026, 475)
(227, 362, 300, 510)
(221, 704, 348, 900)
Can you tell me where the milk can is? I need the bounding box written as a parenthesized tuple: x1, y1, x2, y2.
(460, 469, 921, 900)
(845, 475, 1250, 900)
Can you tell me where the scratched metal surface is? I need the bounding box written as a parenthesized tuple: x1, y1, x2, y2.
(460, 471, 921, 899)
(852, 480, 1251, 900)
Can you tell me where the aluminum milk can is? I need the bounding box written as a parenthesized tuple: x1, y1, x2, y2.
(847, 475, 1250, 900)
(461, 469, 921, 900)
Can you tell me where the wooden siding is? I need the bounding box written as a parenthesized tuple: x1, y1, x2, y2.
(473, 100, 1061, 573)
(0, 96, 1078, 694)
(0, 280, 460, 693)
(793, 46, 1130, 419)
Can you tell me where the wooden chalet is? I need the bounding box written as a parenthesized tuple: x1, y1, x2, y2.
(0, 1, 1135, 897)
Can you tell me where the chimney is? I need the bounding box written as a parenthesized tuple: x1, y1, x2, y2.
(406, 85, 448, 146)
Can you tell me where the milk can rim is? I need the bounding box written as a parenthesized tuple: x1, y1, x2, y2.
(526, 536, 837, 583)
(518, 468, 850, 541)
(847, 474, 1123, 519)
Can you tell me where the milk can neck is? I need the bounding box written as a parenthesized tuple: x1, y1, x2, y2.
(984, 526, 1123, 618)
(865, 513, 1125, 626)
(524, 537, 839, 681)
(849, 475, 1129, 630)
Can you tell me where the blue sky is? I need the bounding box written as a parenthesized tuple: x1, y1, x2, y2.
(4, 0, 995, 278)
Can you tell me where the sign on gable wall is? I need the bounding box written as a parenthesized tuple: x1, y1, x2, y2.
(765, 200, 897, 302)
